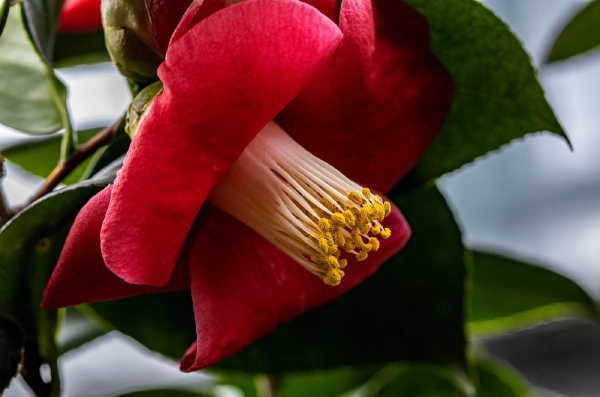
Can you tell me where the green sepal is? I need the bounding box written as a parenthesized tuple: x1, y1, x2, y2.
(126, 80, 164, 138)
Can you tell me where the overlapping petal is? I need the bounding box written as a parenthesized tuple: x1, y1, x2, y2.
(42, 187, 190, 309)
(181, 198, 410, 370)
(101, 0, 343, 287)
(277, 0, 454, 192)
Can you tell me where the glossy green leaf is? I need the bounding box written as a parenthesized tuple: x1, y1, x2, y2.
(0, 318, 23, 393)
(474, 358, 538, 397)
(116, 389, 211, 397)
(57, 307, 106, 355)
(1, 128, 100, 184)
(0, 0, 8, 37)
(0, 180, 107, 395)
(400, 0, 567, 187)
(54, 30, 111, 68)
(22, 0, 65, 64)
(279, 367, 378, 397)
(547, 0, 600, 62)
(0, 5, 69, 135)
(90, 187, 467, 374)
(468, 251, 599, 337)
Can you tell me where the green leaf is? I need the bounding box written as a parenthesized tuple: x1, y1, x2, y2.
(54, 30, 111, 68)
(79, 131, 130, 180)
(214, 372, 259, 397)
(0, 180, 107, 395)
(0, 318, 23, 393)
(86, 291, 196, 361)
(0, 0, 8, 37)
(400, 0, 567, 186)
(57, 307, 106, 355)
(547, 0, 600, 62)
(474, 358, 539, 397)
(22, 0, 66, 64)
(468, 250, 599, 337)
(2, 128, 101, 184)
(0, 5, 69, 135)
(280, 367, 378, 397)
(116, 389, 211, 397)
(91, 187, 467, 374)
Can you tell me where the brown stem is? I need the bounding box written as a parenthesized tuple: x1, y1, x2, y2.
(20, 341, 51, 397)
(19, 119, 122, 211)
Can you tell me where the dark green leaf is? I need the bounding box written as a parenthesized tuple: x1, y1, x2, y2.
(116, 389, 211, 397)
(0, 180, 107, 395)
(1, 128, 100, 183)
(22, 0, 65, 64)
(361, 364, 468, 397)
(54, 30, 111, 68)
(92, 187, 467, 375)
(469, 250, 599, 336)
(57, 307, 106, 355)
(0, 318, 23, 393)
(279, 367, 378, 397)
(79, 132, 130, 180)
(475, 358, 538, 397)
(214, 372, 259, 397)
(86, 291, 196, 361)
(547, 0, 600, 62)
(0, 4, 70, 135)
(0, 0, 8, 37)
(400, 0, 567, 186)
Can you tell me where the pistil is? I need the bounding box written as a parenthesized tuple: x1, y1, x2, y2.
(208, 121, 392, 286)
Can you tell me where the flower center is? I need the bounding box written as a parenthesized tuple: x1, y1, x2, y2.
(208, 121, 392, 286)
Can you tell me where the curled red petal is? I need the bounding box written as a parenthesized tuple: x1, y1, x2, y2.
(181, 196, 409, 370)
(101, 0, 343, 287)
(301, 0, 338, 23)
(42, 186, 190, 309)
(58, 0, 102, 33)
(277, 0, 455, 193)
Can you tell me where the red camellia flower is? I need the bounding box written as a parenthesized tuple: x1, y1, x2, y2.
(44, 0, 454, 371)
(58, 0, 102, 32)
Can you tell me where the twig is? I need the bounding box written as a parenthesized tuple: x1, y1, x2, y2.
(19, 119, 122, 211)
(20, 341, 51, 397)
(256, 375, 280, 397)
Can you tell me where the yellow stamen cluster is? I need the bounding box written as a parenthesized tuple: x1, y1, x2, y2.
(310, 188, 392, 286)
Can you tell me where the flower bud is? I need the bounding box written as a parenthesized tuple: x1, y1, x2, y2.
(126, 80, 163, 138)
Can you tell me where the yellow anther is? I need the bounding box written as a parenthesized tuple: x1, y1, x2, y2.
(318, 238, 330, 254)
(334, 231, 345, 246)
(361, 224, 372, 234)
(331, 212, 346, 226)
(375, 194, 383, 201)
(339, 258, 348, 269)
(343, 210, 355, 226)
(348, 191, 363, 205)
(370, 237, 380, 251)
(344, 239, 355, 252)
(318, 218, 331, 233)
(328, 256, 340, 269)
(321, 198, 336, 212)
(361, 187, 371, 199)
(384, 201, 391, 217)
(323, 269, 344, 286)
(363, 243, 373, 253)
(325, 232, 334, 246)
(356, 251, 368, 261)
(380, 228, 391, 239)
(371, 224, 381, 235)
(328, 245, 339, 255)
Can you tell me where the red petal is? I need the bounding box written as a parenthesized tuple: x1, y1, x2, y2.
(101, 0, 343, 287)
(58, 0, 102, 33)
(42, 186, 190, 309)
(301, 0, 338, 22)
(181, 197, 409, 370)
(148, 0, 194, 54)
(277, 0, 454, 193)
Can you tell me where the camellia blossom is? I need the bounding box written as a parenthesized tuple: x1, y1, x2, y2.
(58, 0, 102, 32)
(44, 0, 454, 370)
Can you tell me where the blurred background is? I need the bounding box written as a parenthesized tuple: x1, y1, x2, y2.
(2, 0, 600, 396)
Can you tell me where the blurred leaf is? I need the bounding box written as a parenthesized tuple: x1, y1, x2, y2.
(79, 131, 130, 180)
(547, 0, 600, 62)
(474, 358, 539, 397)
(57, 307, 106, 355)
(0, 5, 69, 135)
(280, 367, 378, 397)
(116, 389, 211, 397)
(54, 30, 111, 68)
(0, 318, 23, 393)
(214, 372, 259, 397)
(0, 0, 8, 37)
(0, 180, 107, 395)
(468, 251, 599, 337)
(86, 291, 196, 361)
(1, 128, 100, 184)
(91, 187, 467, 374)
(22, 0, 65, 64)
(401, 0, 567, 186)
(357, 363, 468, 397)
